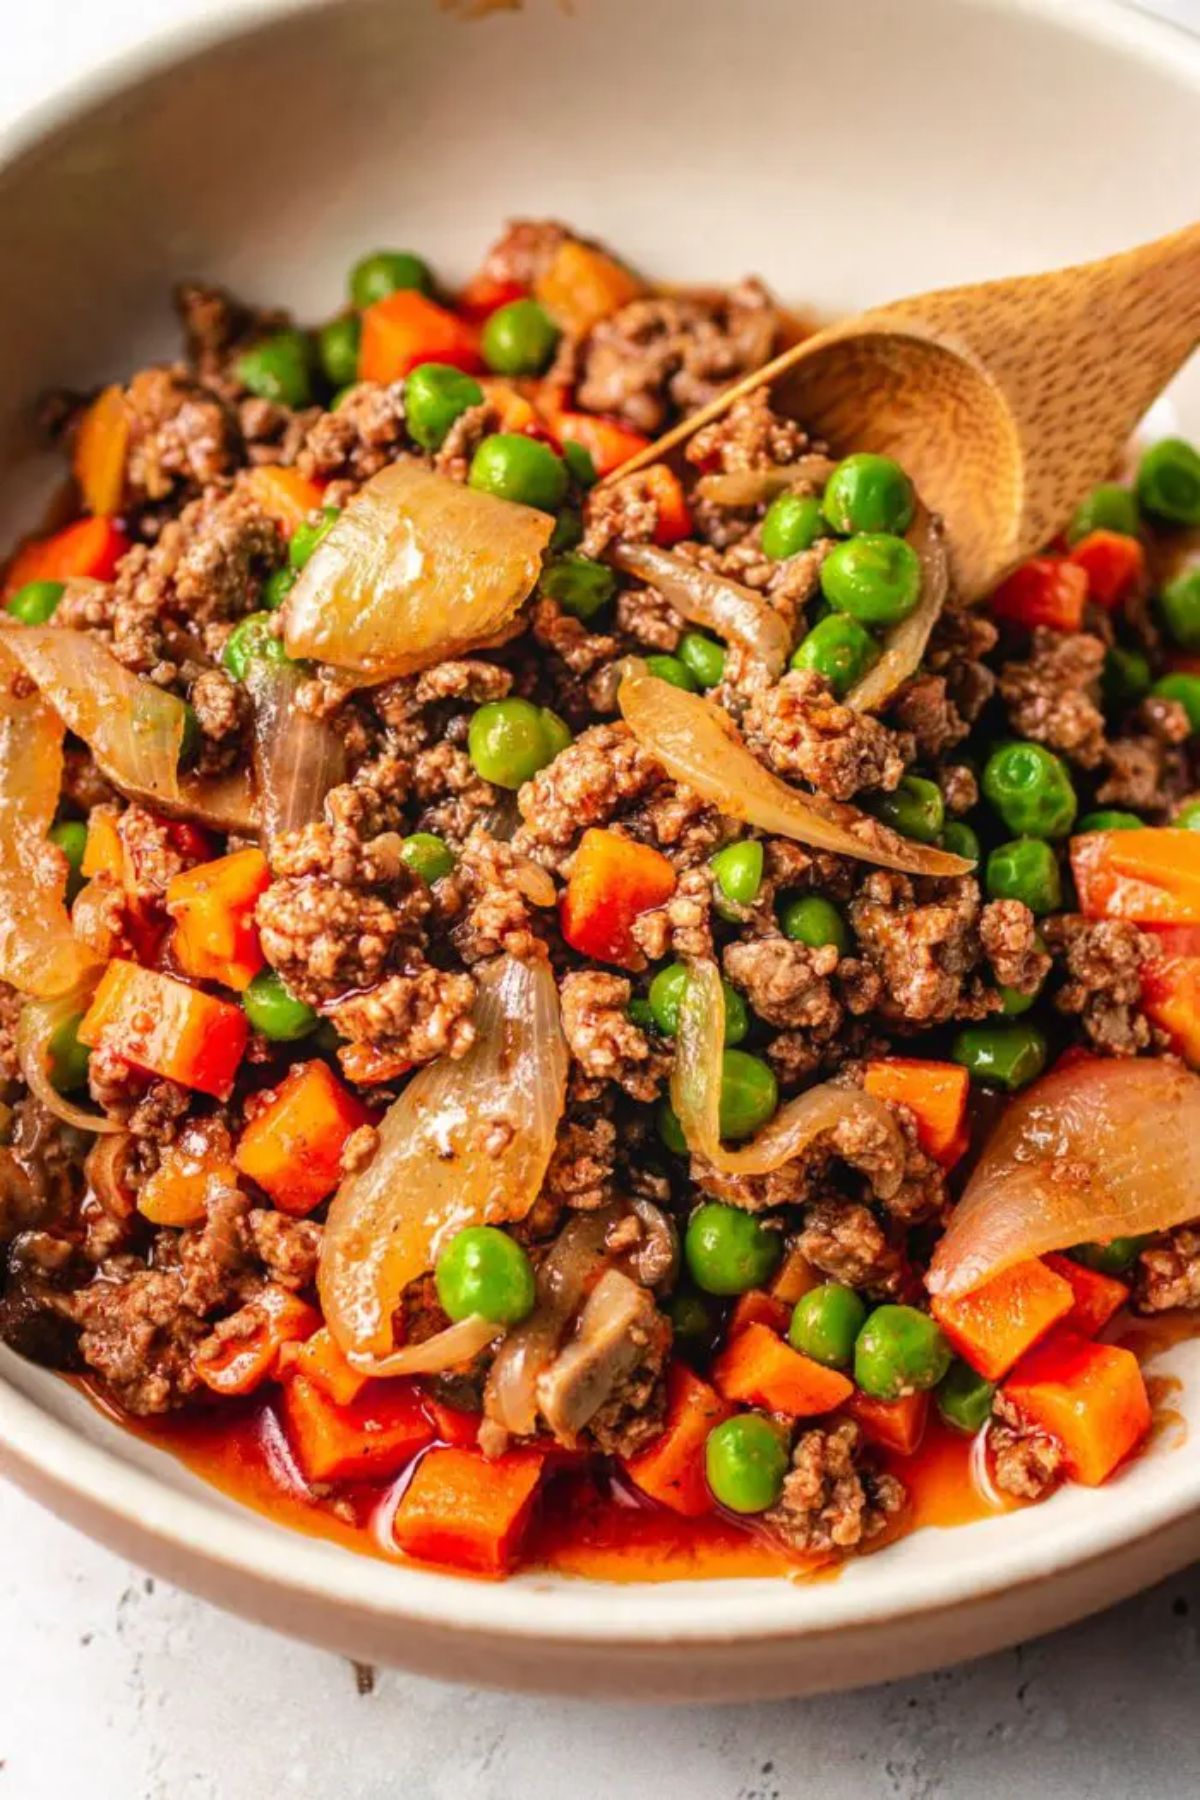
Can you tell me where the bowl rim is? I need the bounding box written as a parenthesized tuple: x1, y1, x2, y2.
(2, 0, 1200, 1650)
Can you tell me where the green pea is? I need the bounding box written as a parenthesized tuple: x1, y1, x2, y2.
(647, 964, 748, 1045)
(1175, 801, 1200, 831)
(481, 298, 559, 377)
(399, 831, 455, 885)
(261, 567, 295, 613)
(47, 1012, 90, 1094)
(678, 632, 726, 689)
(469, 433, 568, 513)
(404, 362, 485, 451)
(719, 1049, 778, 1141)
(686, 1202, 781, 1297)
(1077, 810, 1143, 833)
(761, 492, 825, 560)
(871, 775, 945, 845)
(666, 1286, 722, 1349)
(1102, 644, 1152, 711)
(985, 837, 1062, 915)
(562, 441, 598, 490)
(627, 997, 656, 1032)
(289, 506, 341, 572)
(222, 612, 289, 683)
(1151, 673, 1200, 732)
(549, 507, 583, 553)
(941, 820, 981, 864)
(6, 579, 64, 625)
(1158, 569, 1200, 651)
(998, 982, 1038, 1017)
(241, 969, 319, 1042)
(644, 653, 699, 692)
(1136, 437, 1200, 526)
(49, 820, 88, 903)
(951, 1020, 1047, 1091)
(936, 1359, 996, 1434)
(235, 329, 313, 409)
(822, 453, 915, 537)
(316, 315, 361, 389)
(657, 1099, 688, 1156)
(540, 708, 572, 760)
(539, 553, 615, 622)
(779, 893, 850, 954)
(350, 249, 433, 307)
(790, 614, 879, 698)
(1067, 482, 1140, 545)
(820, 533, 922, 627)
(788, 1283, 866, 1370)
(982, 741, 1077, 840)
(467, 697, 566, 789)
(710, 839, 764, 906)
(1070, 1236, 1150, 1276)
(705, 1413, 789, 1514)
(435, 1225, 535, 1327)
(854, 1304, 952, 1401)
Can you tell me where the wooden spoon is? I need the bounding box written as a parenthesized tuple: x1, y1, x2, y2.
(606, 223, 1200, 600)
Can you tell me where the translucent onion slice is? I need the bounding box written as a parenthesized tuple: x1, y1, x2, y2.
(0, 641, 98, 997)
(611, 541, 791, 679)
(671, 957, 904, 1174)
(248, 659, 346, 845)
(928, 1057, 1200, 1299)
(283, 463, 554, 680)
(693, 454, 836, 508)
(158, 770, 258, 836)
(618, 671, 970, 877)
(845, 511, 949, 714)
(346, 1313, 498, 1378)
(319, 953, 568, 1361)
(17, 981, 120, 1134)
(5, 626, 187, 805)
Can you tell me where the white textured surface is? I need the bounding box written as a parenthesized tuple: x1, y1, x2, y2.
(3, 2, 1200, 1794)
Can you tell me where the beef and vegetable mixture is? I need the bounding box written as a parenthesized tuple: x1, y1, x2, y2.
(2, 219, 1200, 1579)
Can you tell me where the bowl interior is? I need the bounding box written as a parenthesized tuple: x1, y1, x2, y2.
(1, 0, 1199, 1658)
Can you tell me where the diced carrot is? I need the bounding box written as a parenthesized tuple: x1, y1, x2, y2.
(393, 1447, 545, 1576)
(137, 1138, 239, 1227)
(863, 1058, 971, 1169)
(533, 239, 644, 336)
(166, 847, 270, 993)
(932, 1258, 1073, 1381)
(1142, 924, 1200, 957)
(1001, 1331, 1150, 1485)
(729, 1289, 793, 1338)
(241, 465, 326, 536)
(3, 516, 130, 597)
(1042, 1254, 1129, 1338)
(1066, 529, 1145, 610)
(1071, 828, 1200, 925)
(478, 377, 544, 437)
(78, 960, 248, 1099)
(283, 1374, 433, 1484)
(235, 1059, 370, 1215)
(359, 290, 482, 383)
(553, 411, 653, 478)
(73, 384, 129, 517)
(559, 827, 676, 968)
(456, 270, 528, 323)
(422, 1394, 482, 1449)
(622, 1362, 731, 1518)
(286, 1325, 368, 1406)
(81, 809, 123, 881)
(712, 1321, 854, 1417)
(771, 1244, 820, 1304)
(1139, 953, 1200, 1065)
(848, 1390, 930, 1457)
(642, 465, 693, 545)
(990, 556, 1087, 632)
(336, 1040, 414, 1087)
(194, 1285, 320, 1397)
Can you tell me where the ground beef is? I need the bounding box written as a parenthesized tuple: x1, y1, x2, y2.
(849, 872, 994, 1027)
(989, 1394, 1065, 1501)
(887, 673, 970, 759)
(766, 1421, 906, 1555)
(515, 722, 662, 867)
(478, 218, 571, 288)
(684, 389, 808, 474)
(925, 604, 998, 724)
(327, 965, 477, 1064)
(296, 381, 410, 484)
(559, 972, 669, 1102)
(998, 629, 1107, 767)
(612, 583, 684, 651)
(49, 1263, 209, 1413)
(437, 830, 551, 964)
(0, 981, 23, 1094)
(189, 665, 246, 747)
(538, 1113, 618, 1221)
(117, 804, 188, 904)
(936, 760, 979, 817)
(743, 671, 909, 801)
(1134, 1227, 1200, 1313)
(531, 598, 617, 677)
(121, 367, 242, 509)
(411, 742, 499, 845)
(979, 898, 1052, 995)
(1043, 914, 1154, 1055)
(584, 1326, 670, 1460)
(723, 934, 843, 1033)
(580, 468, 675, 560)
(797, 1198, 905, 1296)
(631, 864, 714, 962)
(246, 1210, 322, 1291)
(1097, 698, 1192, 814)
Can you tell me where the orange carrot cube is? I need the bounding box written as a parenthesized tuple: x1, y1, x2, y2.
(166, 847, 270, 992)
(863, 1058, 971, 1168)
(622, 1363, 731, 1518)
(235, 1059, 370, 1216)
(392, 1447, 545, 1576)
(931, 1258, 1074, 1381)
(560, 828, 676, 968)
(712, 1322, 854, 1417)
(282, 1374, 433, 1484)
(78, 960, 248, 1099)
(1001, 1332, 1151, 1485)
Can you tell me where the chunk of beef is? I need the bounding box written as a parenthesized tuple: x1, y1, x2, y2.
(515, 722, 662, 868)
(559, 972, 669, 1102)
(849, 871, 994, 1027)
(999, 629, 1106, 767)
(1043, 914, 1154, 1055)
(723, 934, 842, 1033)
(989, 1394, 1065, 1501)
(1134, 1227, 1200, 1313)
(744, 671, 909, 801)
(326, 966, 477, 1064)
(765, 1421, 906, 1555)
(797, 1199, 905, 1296)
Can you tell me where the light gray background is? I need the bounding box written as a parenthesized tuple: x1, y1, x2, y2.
(3, 3, 1200, 1795)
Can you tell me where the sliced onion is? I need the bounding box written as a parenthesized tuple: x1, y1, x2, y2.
(611, 542, 791, 679)
(319, 953, 568, 1362)
(17, 980, 120, 1134)
(248, 659, 345, 845)
(158, 770, 258, 836)
(845, 511, 949, 713)
(693, 455, 836, 509)
(618, 671, 970, 877)
(927, 1057, 1200, 1299)
(283, 464, 554, 680)
(671, 957, 904, 1174)
(5, 626, 187, 805)
(0, 641, 98, 997)
(346, 1313, 498, 1378)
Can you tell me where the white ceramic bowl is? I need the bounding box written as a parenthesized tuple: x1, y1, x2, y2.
(2, 0, 1199, 1702)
